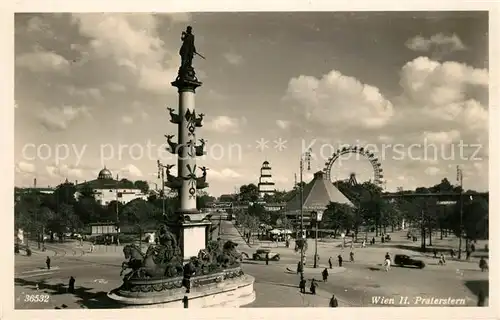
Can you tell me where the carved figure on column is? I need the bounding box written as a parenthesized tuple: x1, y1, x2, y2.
(186, 139, 196, 157)
(195, 113, 205, 127)
(167, 107, 181, 124)
(184, 164, 198, 199)
(197, 166, 209, 189)
(165, 164, 182, 189)
(185, 109, 197, 136)
(165, 134, 179, 154)
(195, 138, 206, 156)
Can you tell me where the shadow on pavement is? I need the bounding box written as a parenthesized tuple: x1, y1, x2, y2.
(15, 277, 117, 309)
(241, 260, 262, 265)
(464, 280, 489, 300)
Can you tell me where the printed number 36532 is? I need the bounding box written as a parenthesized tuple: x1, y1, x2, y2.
(24, 294, 50, 303)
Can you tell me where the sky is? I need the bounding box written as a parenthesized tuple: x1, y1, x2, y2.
(14, 12, 489, 196)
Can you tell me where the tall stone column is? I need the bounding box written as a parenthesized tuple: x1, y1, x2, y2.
(165, 65, 210, 260)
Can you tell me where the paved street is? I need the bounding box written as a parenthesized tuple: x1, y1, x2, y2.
(14, 222, 488, 309)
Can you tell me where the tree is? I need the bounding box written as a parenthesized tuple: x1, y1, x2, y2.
(47, 203, 81, 241)
(121, 199, 162, 243)
(322, 202, 355, 237)
(449, 194, 488, 241)
(134, 180, 150, 193)
(239, 184, 259, 202)
(120, 178, 135, 189)
(53, 182, 77, 206)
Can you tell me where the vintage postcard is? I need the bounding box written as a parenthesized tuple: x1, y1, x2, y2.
(2, 1, 498, 320)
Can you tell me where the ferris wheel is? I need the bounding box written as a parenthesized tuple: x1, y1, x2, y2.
(323, 145, 384, 186)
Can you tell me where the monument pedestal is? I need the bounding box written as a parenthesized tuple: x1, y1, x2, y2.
(108, 268, 256, 308)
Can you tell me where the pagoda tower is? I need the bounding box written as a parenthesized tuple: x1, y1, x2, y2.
(258, 161, 276, 198)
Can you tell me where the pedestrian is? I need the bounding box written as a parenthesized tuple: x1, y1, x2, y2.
(265, 253, 269, 265)
(433, 249, 438, 259)
(466, 250, 471, 260)
(310, 278, 318, 295)
(385, 252, 391, 261)
(471, 243, 476, 252)
(299, 276, 306, 294)
(322, 268, 329, 282)
(350, 251, 355, 262)
(372, 237, 376, 245)
(479, 257, 488, 272)
(362, 240, 366, 248)
(337, 254, 343, 267)
(329, 294, 339, 307)
(68, 276, 75, 294)
(438, 254, 446, 265)
(328, 257, 333, 269)
(46, 256, 51, 270)
(381, 236, 385, 243)
(477, 290, 486, 306)
(450, 249, 455, 259)
(384, 257, 391, 271)
(350, 240, 354, 249)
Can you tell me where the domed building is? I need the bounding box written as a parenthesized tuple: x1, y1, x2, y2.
(75, 167, 148, 205)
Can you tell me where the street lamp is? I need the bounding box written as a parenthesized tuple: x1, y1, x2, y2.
(312, 210, 323, 268)
(299, 148, 312, 274)
(457, 166, 463, 259)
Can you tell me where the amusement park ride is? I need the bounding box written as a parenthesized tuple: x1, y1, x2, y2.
(322, 145, 384, 188)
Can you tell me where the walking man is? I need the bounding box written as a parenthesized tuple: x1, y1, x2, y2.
(68, 276, 75, 294)
(310, 278, 318, 295)
(322, 268, 329, 282)
(338, 254, 343, 267)
(328, 257, 333, 269)
(265, 253, 269, 266)
(299, 276, 306, 294)
(46, 256, 51, 270)
(350, 251, 355, 262)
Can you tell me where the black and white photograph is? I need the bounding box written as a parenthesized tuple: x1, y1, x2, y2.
(8, 5, 496, 314)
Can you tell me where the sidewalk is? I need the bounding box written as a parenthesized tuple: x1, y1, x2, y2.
(220, 221, 252, 250)
(248, 281, 348, 307)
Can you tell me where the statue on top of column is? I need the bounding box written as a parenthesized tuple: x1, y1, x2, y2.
(180, 26, 196, 69)
(177, 26, 205, 82)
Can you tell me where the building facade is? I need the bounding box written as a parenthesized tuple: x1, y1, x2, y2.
(258, 161, 276, 198)
(75, 168, 148, 205)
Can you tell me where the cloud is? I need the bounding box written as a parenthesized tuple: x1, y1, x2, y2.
(209, 168, 242, 180)
(284, 70, 394, 130)
(120, 164, 143, 177)
(46, 164, 84, 179)
(165, 13, 192, 24)
(396, 57, 488, 144)
(206, 89, 227, 101)
(65, 85, 103, 100)
(424, 166, 441, 176)
(122, 115, 134, 124)
(405, 33, 466, 55)
(16, 161, 36, 174)
(70, 13, 179, 95)
(423, 130, 461, 145)
(38, 105, 92, 131)
(105, 82, 126, 92)
(276, 120, 290, 130)
(16, 49, 70, 74)
(223, 52, 244, 65)
(205, 116, 244, 133)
